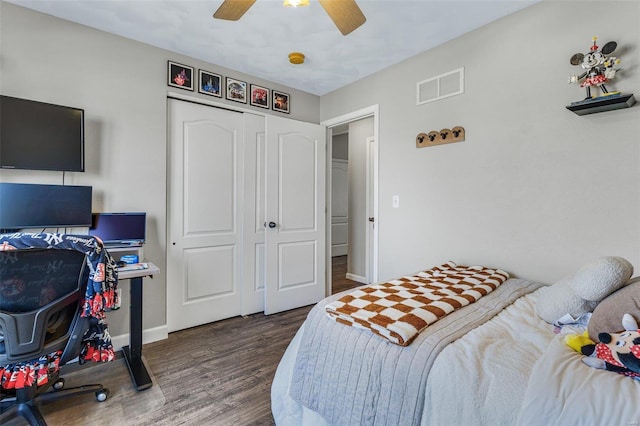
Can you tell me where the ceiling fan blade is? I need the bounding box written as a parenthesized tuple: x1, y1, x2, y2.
(213, 0, 257, 21)
(318, 0, 366, 35)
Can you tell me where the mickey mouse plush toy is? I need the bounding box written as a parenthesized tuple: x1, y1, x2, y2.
(569, 36, 620, 100)
(581, 314, 640, 379)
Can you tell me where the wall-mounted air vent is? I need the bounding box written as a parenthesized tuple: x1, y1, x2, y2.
(416, 67, 464, 105)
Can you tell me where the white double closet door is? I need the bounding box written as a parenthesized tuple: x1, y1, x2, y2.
(167, 98, 326, 332)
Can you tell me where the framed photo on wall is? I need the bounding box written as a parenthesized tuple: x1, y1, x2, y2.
(250, 84, 269, 109)
(168, 61, 194, 91)
(226, 77, 247, 103)
(198, 70, 222, 97)
(272, 90, 290, 114)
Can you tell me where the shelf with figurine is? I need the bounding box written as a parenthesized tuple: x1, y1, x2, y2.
(566, 36, 635, 116)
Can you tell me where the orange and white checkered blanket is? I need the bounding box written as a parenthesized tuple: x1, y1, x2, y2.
(325, 261, 509, 346)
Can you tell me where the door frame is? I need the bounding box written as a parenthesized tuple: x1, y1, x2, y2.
(365, 136, 377, 285)
(321, 104, 379, 293)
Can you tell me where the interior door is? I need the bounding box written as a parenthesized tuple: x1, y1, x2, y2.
(167, 99, 244, 332)
(331, 159, 349, 257)
(241, 113, 267, 315)
(264, 116, 327, 314)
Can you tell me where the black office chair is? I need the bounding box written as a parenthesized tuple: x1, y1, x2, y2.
(0, 247, 109, 426)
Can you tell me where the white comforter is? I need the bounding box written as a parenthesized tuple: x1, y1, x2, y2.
(423, 287, 554, 425)
(273, 286, 640, 425)
(273, 285, 553, 425)
(517, 333, 640, 425)
(286, 279, 542, 425)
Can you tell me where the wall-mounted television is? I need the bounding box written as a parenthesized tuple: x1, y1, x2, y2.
(0, 183, 92, 230)
(0, 95, 85, 172)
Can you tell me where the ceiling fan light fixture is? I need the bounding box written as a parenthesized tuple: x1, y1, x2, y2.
(283, 0, 309, 7)
(214, 0, 366, 35)
(289, 52, 305, 65)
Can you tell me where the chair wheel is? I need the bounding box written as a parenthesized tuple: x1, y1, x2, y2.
(96, 388, 109, 402)
(52, 378, 65, 390)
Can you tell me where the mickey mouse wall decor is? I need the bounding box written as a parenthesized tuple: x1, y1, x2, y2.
(566, 36, 635, 115)
(569, 36, 619, 99)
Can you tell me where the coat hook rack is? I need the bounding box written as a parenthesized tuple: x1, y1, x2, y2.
(416, 126, 465, 148)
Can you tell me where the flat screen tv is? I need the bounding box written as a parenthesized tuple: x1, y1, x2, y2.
(0, 183, 92, 230)
(89, 212, 146, 246)
(0, 95, 85, 172)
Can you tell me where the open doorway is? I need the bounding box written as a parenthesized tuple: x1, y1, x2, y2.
(323, 105, 379, 295)
(331, 255, 359, 294)
(330, 125, 356, 294)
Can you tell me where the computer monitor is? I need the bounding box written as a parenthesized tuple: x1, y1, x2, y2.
(88, 212, 146, 246)
(0, 183, 92, 230)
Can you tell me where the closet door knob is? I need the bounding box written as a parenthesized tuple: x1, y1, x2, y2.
(268, 221, 277, 229)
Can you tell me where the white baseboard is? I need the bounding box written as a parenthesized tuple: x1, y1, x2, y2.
(332, 244, 348, 257)
(110, 325, 169, 351)
(346, 272, 367, 284)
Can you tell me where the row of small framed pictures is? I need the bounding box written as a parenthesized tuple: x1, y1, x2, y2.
(168, 60, 290, 114)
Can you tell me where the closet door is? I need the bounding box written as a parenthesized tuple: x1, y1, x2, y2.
(167, 99, 245, 332)
(264, 116, 327, 314)
(241, 113, 267, 315)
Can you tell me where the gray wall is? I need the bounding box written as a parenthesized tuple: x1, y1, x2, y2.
(0, 1, 320, 344)
(320, 0, 640, 284)
(332, 133, 349, 160)
(2, 0, 639, 343)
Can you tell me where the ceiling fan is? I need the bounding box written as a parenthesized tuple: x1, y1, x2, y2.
(213, 0, 366, 36)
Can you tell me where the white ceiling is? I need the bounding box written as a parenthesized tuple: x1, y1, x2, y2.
(6, 0, 537, 96)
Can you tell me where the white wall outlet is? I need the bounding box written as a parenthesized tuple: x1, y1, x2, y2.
(392, 195, 400, 208)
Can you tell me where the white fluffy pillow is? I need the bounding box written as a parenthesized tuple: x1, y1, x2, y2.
(571, 257, 633, 301)
(536, 278, 598, 323)
(536, 257, 633, 324)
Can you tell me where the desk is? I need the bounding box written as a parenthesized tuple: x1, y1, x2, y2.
(117, 262, 160, 391)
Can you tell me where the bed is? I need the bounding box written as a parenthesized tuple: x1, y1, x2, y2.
(271, 261, 640, 426)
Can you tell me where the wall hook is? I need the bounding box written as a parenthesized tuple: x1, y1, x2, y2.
(416, 126, 465, 148)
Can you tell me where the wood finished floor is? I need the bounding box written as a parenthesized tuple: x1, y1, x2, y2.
(110, 256, 359, 425)
(331, 255, 360, 295)
(139, 255, 359, 425)
(140, 304, 310, 425)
